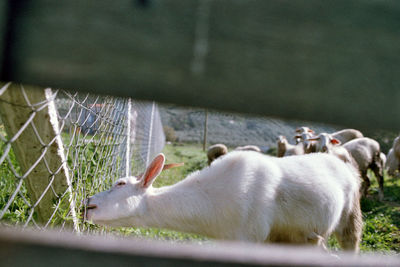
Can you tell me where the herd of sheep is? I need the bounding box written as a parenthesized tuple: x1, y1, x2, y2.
(208, 127, 400, 201)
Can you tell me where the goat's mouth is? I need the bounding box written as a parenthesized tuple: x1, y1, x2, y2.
(86, 204, 98, 210)
(82, 204, 98, 221)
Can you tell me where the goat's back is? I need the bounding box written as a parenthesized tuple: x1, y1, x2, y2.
(190, 151, 359, 241)
(332, 129, 363, 144)
(343, 137, 380, 169)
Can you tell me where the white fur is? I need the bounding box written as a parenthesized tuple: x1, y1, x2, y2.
(234, 145, 261, 152)
(380, 152, 386, 170)
(87, 151, 360, 247)
(386, 148, 399, 176)
(386, 136, 400, 176)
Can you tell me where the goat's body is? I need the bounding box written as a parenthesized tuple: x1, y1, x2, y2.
(386, 136, 400, 176)
(144, 152, 361, 247)
(331, 129, 363, 144)
(234, 145, 261, 152)
(387, 148, 400, 176)
(343, 137, 384, 199)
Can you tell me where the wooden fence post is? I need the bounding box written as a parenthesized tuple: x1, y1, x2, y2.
(203, 109, 208, 151)
(0, 82, 78, 229)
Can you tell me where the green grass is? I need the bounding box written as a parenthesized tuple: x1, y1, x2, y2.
(1, 140, 400, 253)
(359, 176, 400, 253)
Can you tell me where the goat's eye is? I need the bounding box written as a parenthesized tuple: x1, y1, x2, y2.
(116, 181, 126, 187)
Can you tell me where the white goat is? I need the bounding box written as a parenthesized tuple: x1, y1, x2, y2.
(309, 134, 384, 200)
(386, 148, 400, 177)
(294, 132, 317, 154)
(308, 133, 353, 164)
(331, 129, 363, 144)
(86, 152, 362, 252)
(380, 152, 387, 170)
(295, 126, 315, 134)
(276, 135, 304, 157)
(207, 144, 228, 165)
(394, 136, 400, 158)
(344, 138, 384, 200)
(386, 136, 400, 176)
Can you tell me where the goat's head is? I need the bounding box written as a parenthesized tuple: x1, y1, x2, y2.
(307, 133, 341, 153)
(295, 126, 314, 134)
(277, 135, 287, 144)
(85, 154, 182, 227)
(294, 132, 316, 152)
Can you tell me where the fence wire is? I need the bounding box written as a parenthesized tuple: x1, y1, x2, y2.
(0, 83, 165, 232)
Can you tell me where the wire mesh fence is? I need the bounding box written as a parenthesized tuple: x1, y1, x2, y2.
(0, 83, 165, 232)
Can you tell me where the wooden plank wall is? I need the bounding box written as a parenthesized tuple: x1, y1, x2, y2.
(0, 227, 399, 267)
(0, 0, 9, 76)
(0, 0, 399, 130)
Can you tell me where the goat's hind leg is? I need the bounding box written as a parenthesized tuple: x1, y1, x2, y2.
(372, 163, 384, 201)
(334, 199, 362, 253)
(307, 232, 328, 252)
(360, 170, 370, 198)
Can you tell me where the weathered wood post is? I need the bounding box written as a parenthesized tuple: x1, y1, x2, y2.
(203, 109, 208, 151)
(0, 82, 78, 229)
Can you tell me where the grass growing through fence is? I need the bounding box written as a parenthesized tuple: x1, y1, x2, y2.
(0, 136, 31, 226)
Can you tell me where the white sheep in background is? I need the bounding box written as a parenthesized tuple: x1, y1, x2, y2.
(343, 138, 384, 200)
(86, 152, 362, 253)
(386, 148, 399, 177)
(207, 144, 228, 165)
(276, 135, 304, 157)
(309, 134, 384, 200)
(294, 132, 317, 154)
(234, 145, 261, 153)
(330, 129, 363, 144)
(386, 136, 400, 177)
(394, 136, 400, 158)
(308, 133, 354, 164)
(380, 152, 387, 170)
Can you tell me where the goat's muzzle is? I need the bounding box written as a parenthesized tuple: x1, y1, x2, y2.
(81, 198, 97, 221)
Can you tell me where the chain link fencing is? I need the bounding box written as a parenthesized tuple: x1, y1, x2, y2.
(0, 83, 165, 232)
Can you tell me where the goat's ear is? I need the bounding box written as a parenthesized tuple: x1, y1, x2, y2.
(330, 138, 341, 145)
(140, 153, 165, 188)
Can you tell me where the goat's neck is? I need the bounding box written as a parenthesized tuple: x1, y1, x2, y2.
(143, 180, 214, 237)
